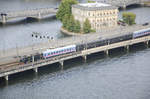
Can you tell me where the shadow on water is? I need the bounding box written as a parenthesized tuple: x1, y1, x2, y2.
(64, 57, 85, 70)
(86, 42, 149, 64)
(0, 62, 60, 87)
(0, 15, 56, 27)
(119, 4, 142, 11)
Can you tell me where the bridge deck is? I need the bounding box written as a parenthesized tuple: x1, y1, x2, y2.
(0, 8, 57, 23)
(0, 34, 150, 78)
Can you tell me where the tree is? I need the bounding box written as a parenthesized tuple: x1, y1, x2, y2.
(67, 15, 75, 32)
(74, 20, 81, 33)
(83, 18, 92, 33)
(122, 12, 136, 25)
(56, 0, 78, 22)
(62, 14, 70, 28)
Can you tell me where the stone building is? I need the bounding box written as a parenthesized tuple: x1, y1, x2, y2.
(72, 3, 118, 31)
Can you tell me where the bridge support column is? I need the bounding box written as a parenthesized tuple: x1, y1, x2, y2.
(1, 15, 6, 24)
(59, 61, 64, 70)
(125, 45, 129, 52)
(82, 55, 87, 62)
(38, 13, 41, 19)
(4, 75, 9, 81)
(33, 67, 38, 73)
(145, 41, 149, 48)
(105, 50, 109, 56)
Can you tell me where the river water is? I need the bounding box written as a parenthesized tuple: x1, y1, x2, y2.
(0, 0, 150, 99)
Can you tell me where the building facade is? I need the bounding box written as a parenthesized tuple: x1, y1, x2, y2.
(72, 3, 118, 31)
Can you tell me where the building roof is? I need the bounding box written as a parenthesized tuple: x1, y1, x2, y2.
(72, 3, 118, 11)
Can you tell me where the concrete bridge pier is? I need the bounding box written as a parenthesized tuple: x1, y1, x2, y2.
(38, 12, 41, 19)
(4, 75, 9, 81)
(33, 67, 38, 73)
(82, 55, 87, 62)
(1, 14, 7, 24)
(125, 45, 129, 52)
(105, 50, 109, 56)
(59, 61, 64, 70)
(145, 41, 149, 48)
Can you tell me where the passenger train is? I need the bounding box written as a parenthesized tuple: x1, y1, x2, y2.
(43, 45, 76, 58)
(16, 27, 150, 64)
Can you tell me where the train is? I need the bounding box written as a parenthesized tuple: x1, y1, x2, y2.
(1, 28, 150, 67)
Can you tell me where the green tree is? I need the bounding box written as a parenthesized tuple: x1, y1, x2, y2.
(122, 12, 136, 25)
(74, 20, 81, 33)
(62, 14, 70, 28)
(56, 0, 78, 22)
(83, 18, 92, 33)
(67, 15, 76, 32)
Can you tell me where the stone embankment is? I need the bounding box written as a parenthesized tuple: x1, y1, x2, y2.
(60, 27, 83, 36)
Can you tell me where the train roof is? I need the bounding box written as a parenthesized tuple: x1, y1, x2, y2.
(134, 28, 150, 33)
(43, 45, 76, 54)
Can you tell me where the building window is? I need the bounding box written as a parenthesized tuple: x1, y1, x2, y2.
(97, 24, 99, 27)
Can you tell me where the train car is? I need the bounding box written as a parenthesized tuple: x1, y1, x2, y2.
(76, 44, 85, 51)
(86, 39, 108, 49)
(109, 33, 133, 44)
(43, 45, 76, 59)
(133, 28, 150, 38)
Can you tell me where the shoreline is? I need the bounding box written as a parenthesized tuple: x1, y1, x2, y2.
(60, 27, 84, 36)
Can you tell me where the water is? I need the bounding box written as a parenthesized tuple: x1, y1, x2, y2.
(0, 0, 150, 99)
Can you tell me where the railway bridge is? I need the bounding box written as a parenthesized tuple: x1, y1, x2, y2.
(0, 8, 57, 24)
(0, 24, 150, 81)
